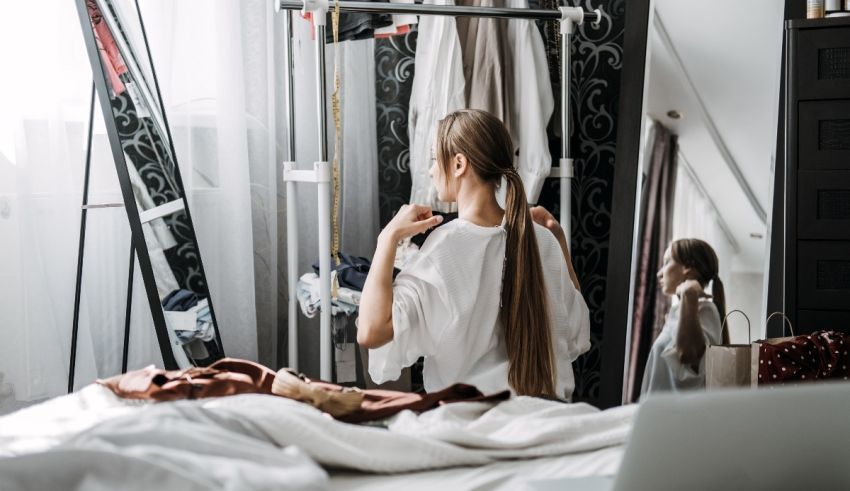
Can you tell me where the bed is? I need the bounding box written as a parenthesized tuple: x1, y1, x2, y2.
(328, 448, 624, 490)
(0, 385, 633, 490)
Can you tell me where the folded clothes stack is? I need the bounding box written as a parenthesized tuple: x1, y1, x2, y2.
(174, 298, 215, 344)
(296, 272, 360, 318)
(297, 246, 419, 318)
(162, 289, 216, 345)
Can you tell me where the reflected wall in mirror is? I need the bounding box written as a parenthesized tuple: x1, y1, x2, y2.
(623, 0, 783, 402)
(75, 0, 223, 368)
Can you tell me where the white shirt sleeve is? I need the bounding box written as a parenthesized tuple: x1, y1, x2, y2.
(660, 301, 722, 382)
(697, 301, 723, 346)
(534, 225, 589, 400)
(541, 226, 590, 363)
(368, 255, 450, 384)
(563, 272, 591, 362)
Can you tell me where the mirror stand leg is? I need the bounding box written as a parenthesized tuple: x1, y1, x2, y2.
(69, 82, 96, 394)
(122, 243, 135, 374)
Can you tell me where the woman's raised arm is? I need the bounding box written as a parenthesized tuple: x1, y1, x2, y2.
(357, 205, 442, 348)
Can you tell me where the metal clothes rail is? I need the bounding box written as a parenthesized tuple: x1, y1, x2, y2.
(275, 0, 602, 380)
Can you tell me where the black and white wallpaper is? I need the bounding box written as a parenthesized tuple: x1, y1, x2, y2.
(375, 33, 417, 228)
(374, 0, 625, 403)
(110, 91, 206, 296)
(538, 0, 625, 402)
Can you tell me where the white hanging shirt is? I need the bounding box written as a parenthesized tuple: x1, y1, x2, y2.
(640, 298, 723, 398)
(368, 219, 591, 400)
(407, 0, 554, 211)
(408, 0, 466, 212)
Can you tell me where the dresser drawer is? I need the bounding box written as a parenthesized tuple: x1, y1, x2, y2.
(797, 241, 850, 310)
(799, 100, 850, 170)
(798, 170, 850, 239)
(796, 27, 850, 100)
(796, 309, 850, 335)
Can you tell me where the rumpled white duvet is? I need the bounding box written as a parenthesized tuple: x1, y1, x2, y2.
(0, 385, 635, 491)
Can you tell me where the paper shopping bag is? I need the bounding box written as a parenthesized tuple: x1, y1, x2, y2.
(706, 310, 753, 389)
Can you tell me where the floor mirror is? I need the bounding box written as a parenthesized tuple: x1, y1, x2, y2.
(603, 0, 784, 406)
(73, 0, 224, 371)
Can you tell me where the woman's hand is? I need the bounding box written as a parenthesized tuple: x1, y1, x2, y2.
(530, 206, 580, 290)
(530, 206, 561, 235)
(676, 279, 711, 301)
(380, 204, 443, 243)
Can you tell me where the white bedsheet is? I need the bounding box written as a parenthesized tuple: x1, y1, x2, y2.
(0, 432, 327, 491)
(0, 386, 328, 491)
(0, 385, 635, 490)
(0, 384, 148, 457)
(329, 446, 624, 490)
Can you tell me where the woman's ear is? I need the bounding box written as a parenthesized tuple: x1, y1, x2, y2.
(454, 153, 468, 178)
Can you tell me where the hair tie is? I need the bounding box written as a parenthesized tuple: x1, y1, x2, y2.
(504, 168, 519, 178)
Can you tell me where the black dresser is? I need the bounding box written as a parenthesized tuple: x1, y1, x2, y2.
(785, 17, 850, 334)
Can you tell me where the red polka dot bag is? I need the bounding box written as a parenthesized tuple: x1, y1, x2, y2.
(756, 330, 850, 386)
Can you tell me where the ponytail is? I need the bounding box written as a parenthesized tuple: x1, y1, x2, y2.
(502, 171, 557, 398)
(712, 276, 728, 344)
(436, 109, 557, 398)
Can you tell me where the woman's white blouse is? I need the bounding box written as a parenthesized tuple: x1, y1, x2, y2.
(640, 298, 723, 397)
(368, 218, 590, 400)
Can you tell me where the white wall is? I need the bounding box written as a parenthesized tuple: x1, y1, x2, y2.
(725, 271, 765, 343)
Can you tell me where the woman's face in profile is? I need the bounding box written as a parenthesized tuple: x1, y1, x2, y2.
(429, 147, 457, 203)
(657, 247, 686, 296)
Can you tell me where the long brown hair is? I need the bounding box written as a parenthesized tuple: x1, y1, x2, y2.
(670, 238, 728, 344)
(436, 109, 556, 398)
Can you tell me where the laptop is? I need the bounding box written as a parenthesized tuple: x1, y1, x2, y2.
(527, 381, 850, 491)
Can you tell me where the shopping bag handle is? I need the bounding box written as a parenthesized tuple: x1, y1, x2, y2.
(765, 311, 795, 337)
(721, 309, 751, 342)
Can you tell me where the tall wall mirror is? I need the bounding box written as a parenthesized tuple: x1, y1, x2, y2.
(607, 0, 784, 404)
(74, 0, 224, 369)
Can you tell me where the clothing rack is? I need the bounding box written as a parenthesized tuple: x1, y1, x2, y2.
(275, 0, 601, 381)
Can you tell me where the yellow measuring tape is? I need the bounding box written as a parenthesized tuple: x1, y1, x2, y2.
(330, 0, 342, 266)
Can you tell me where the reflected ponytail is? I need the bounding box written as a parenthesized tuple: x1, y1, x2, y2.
(711, 276, 728, 344)
(436, 109, 556, 398)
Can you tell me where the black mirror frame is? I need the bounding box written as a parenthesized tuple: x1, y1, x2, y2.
(73, 0, 224, 370)
(599, 0, 652, 409)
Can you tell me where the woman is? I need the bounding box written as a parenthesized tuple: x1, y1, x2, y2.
(640, 238, 727, 396)
(356, 109, 590, 399)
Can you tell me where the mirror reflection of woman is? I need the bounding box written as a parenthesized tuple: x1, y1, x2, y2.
(640, 239, 727, 397)
(356, 109, 590, 400)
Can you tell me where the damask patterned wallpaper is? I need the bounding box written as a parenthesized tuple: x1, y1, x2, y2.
(375, 34, 416, 228)
(111, 92, 206, 296)
(538, 0, 625, 402)
(374, 0, 625, 403)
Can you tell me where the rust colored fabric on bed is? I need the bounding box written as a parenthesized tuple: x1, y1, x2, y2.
(98, 358, 509, 423)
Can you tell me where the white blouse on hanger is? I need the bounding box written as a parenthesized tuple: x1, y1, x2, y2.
(407, 0, 466, 211)
(407, 0, 555, 210)
(368, 219, 590, 400)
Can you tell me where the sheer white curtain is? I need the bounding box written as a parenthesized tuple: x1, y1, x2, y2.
(0, 0, 380, 409)
(133, 0, 275, 362)
(0, 0, 277, 409)
(0, 0, 157, 406)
